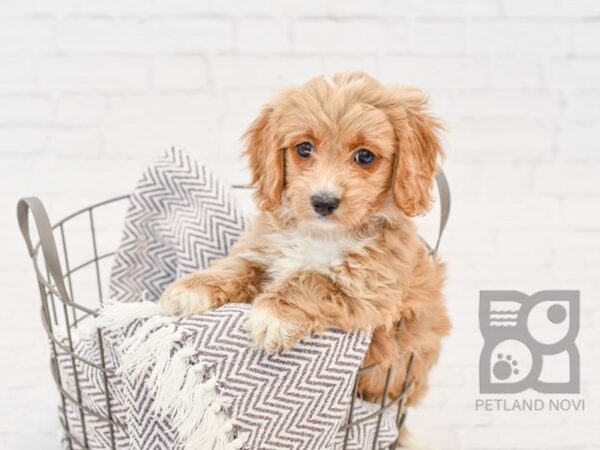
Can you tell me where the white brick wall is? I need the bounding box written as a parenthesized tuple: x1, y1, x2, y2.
(1, 1, 599, 449)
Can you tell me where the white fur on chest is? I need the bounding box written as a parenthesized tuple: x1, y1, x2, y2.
(266, 227, 366, 280)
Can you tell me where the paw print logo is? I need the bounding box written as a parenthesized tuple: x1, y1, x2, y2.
(479, 290, 580, 394)
(486, 339, 531, 386)
(494, 354, 519, 380)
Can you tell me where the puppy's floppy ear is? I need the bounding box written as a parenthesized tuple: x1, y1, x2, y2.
(243, 105, 285, 212)
(387, 88, 444, 217)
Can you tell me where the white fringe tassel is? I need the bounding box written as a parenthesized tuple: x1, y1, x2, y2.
(94, 298, 163, 330)
(94, 300, 245, 450)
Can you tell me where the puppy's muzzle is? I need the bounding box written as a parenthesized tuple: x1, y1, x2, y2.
(311, 194, 340, 217)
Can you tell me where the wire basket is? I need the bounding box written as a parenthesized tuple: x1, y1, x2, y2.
(17, 194, 415, 450)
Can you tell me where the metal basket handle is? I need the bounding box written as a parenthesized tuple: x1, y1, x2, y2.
(432, 169, 451, 256)
(17, 197, 71, 302)
(16, 171, 449, 300)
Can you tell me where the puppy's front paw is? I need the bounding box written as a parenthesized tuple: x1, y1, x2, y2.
(245, 303, 305, 354)
(159, 279, 213, 318)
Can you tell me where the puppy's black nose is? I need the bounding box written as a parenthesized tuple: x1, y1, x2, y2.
(311, 194, 340, 217)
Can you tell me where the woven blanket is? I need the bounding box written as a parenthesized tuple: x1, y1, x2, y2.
(56, 149, 399, 449)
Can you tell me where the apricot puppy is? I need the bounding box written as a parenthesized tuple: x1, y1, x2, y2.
(160, 72, 451, 407)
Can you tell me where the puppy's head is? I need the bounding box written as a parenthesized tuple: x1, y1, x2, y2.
(244, 72, 443, 228)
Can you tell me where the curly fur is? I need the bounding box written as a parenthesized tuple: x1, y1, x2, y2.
(160, 72, 451, 410)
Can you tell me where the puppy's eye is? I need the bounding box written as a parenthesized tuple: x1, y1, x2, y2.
(354, 149, 376, 166)
(296, 142, 314, 158)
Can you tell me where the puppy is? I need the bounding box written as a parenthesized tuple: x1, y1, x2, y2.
(160, 72, 450, 411)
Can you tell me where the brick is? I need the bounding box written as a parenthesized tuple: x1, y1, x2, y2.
(496, 231, 554, 268)
(218, 113, 254, 145)
(459, 425, 600, 448)
(503, 0, 600, 18)
(557, 123, 600, 161)
(150, 0, 292, 16)
(0, 0, 56, 15)
(209, 157, 250, 189)
(406, 20, 465, 55)
(213, 55, 322, 88)
(572, 22, 600, 55)
(0, 156, 36, 195)
(0, 128, 46, 155)
(490, 56, 544, 89)
(152, 56, 209, 90)
(466, 0, 504, 18)
(38, 56, 150, 93)
(58, 18, 233, 54)
(443, 230, 496, 259)
(0, 18, 56, 53)
(223, 89, 273, 110)
(429, 365, 467, 388)
(385, 0, 502, 18)
(292, 19, 384, 54)
(125, 0, 216, 17)
(452, 196, 562, 228)
(420, 379, 476, 409)
(416, 402, 491, 427)
(454, 92, 561, 120)
(321, 56, 380, 77)
(466, 20, 569, 56)
(444, 325, 485, 352)
(449, 120, 554, 161)
(47, 128, 105, 156)
(16, 0, 159, 16)
(562, 198, 600, 228)
(546, 58, 600, 90)
(57, 18, 150, 54)
(0, 96, 52, 124)
(151, 18, 234, 53)
(409, 426, 459, 450)
(563, 93, 600, 121)
(235, 18, 290, 54)
(443, 283, 486, 313)
(53, 94, 107, 126)
(534, 163, 600, 195)
(0, 57, 36, 93)
(29, 155, 144, 196)
(103, 93, 224, 157)
(383, 19, 409, 53)
(478, 162, 535, 195)
(380, 56, 489, 89)
(329, 0, 387, 16)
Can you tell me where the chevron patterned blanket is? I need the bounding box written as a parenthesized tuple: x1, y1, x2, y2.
(55, 149, 399, 449)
